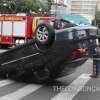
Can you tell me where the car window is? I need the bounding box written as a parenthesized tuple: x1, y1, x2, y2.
(37, 19, 54, 28)
(54, 21, 62, 30)
(61, 21, 74, 28)
(77, 30, 87, 39)
(73, 30, 87, 40)
(88, 29, 98, 36)
(36, 19, 58, 29)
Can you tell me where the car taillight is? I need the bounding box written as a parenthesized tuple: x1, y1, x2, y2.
(71, 48, 88, 57)
(71, 49, 82, 57)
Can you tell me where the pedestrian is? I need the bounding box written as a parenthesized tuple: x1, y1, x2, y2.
(90, 39, 100, 78)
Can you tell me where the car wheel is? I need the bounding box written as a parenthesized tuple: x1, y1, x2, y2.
(33, 66, 50, 83)
(35, 23, 55, 50)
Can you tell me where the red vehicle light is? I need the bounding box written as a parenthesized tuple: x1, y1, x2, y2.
(72, 49, 82, 57)
(71, 48, 88, 57)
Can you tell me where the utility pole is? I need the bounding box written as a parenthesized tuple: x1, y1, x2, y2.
(55, 0, 57, 18)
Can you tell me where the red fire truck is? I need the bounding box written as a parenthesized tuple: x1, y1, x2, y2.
(0, 15, 33, 47)
(0, 14, 75, 48)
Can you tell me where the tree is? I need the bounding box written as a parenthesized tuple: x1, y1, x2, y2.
(0, 0, 52, 14)
(0, 0, 16, 13)
(47, 0, 52, 11)
(15, 0, 33, 13)
(93, 11, 100, 28)
(95, 11, 100, 27)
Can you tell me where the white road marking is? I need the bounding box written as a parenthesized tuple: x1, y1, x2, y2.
(0, 84, 42, 100)
(0, 80, 14, 88)
(51, 74, 91, 100)
(0, 50, 7, 53)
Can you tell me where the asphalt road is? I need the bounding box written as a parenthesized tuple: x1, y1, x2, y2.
(0, 49, 99, 100)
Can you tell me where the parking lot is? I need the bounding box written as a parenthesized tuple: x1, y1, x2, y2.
(0, 49, 99, 100)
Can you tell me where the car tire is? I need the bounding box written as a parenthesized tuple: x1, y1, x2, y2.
(33, 65, 50, 84)
(8, 65, 50, 84)
(35, 23, 55, 50)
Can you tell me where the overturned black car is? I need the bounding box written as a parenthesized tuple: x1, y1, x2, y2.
(0, 24, 99, 83)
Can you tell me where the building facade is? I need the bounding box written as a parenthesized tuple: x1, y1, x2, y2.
(71, 0, 98, 21)
(97, 0, 100, 11)
(50, 0, 71, 15)
(50, 0, 100, 22)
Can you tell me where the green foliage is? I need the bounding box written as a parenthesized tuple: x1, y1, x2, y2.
(92, 11, 100, 28)
(95, 11, 100, 28)
(95, 11, 100, 23)
(0, 0, 52, 14)
(15, 0, 33, 13)
(0, 0, 16, 13)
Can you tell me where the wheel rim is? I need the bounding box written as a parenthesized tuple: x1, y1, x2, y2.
(36, 26, 49, 43)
